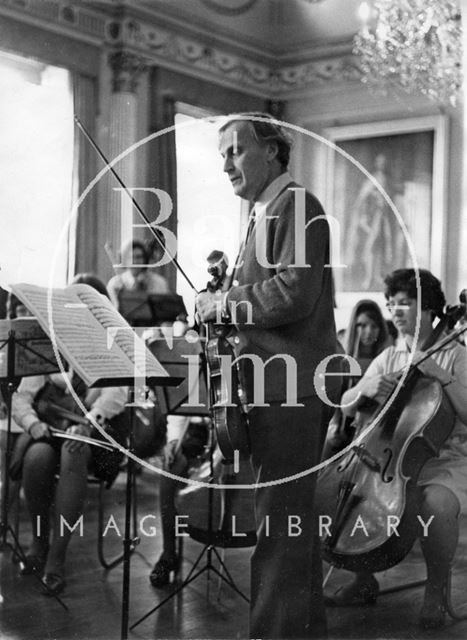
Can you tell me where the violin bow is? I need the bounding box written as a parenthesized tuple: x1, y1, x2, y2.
(49, 426, 116, 451)
(74, 115, 198, 294)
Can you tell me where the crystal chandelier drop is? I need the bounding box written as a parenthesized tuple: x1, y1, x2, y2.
(353, 0, 463, 105)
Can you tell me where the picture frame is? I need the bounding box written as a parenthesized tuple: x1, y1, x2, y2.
(323, 116, 448, 325)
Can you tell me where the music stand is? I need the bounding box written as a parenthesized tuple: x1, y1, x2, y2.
(120, 372, 183, 640)
(117, 290, 153, 327)
(0, 318, 68, 609)
(148, 293, 187, 324)
(117, 291, 187, 327)
(148, 335, 209, 418)
(130, 336, 254, 632)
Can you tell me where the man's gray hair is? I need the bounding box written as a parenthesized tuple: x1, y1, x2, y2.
(219, 112, 293, 169)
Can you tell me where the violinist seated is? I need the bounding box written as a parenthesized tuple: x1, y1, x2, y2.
(107, 239, 170, 311)
(323, 299, 393, 458)
(325, 268, 467, 630)
(11, 275, 127, 597)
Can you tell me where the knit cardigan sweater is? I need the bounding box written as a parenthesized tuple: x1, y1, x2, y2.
(225, 181, 339, 404)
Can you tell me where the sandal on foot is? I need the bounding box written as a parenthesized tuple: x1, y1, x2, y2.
(325, 576, 379, 607)
(149, 555, 179, 588)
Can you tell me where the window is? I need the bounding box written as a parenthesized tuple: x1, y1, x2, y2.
(0, 51, 74, 289)
(174, 105, 242, 319)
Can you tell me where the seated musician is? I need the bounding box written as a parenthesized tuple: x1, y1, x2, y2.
(324, 299, 393, 457)
(107, 239, 170, 310)
(326, 268, 467, 629)
(12, 275, 127, 596)
(146, 235, 168, 276)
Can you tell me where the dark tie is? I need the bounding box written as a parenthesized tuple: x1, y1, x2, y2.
(232, 207, 256, 279)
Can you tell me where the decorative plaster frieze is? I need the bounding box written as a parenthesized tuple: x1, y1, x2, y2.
(106, 16, 272, 93)
(273, 57, 361, 93)
(0, 1, 362, 98)
(0, 0, 106, 39)
(106, 16, 361, 96)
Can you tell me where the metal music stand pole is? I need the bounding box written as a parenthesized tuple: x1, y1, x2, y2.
(120, 386, 139, 640)
(120, 372, 181, 640)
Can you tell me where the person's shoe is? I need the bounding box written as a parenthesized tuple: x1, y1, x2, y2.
(40, 573, 66, 596)
(325, 575, 379, 606)
(149, 554, 180, 588)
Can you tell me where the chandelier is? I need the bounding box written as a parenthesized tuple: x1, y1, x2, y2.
(353, 0, 463, 106)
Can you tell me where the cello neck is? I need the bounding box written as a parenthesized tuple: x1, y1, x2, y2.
(409, 323, 467, 372)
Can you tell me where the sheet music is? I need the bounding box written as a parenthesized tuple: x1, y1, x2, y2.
(0, 317, 60, 378)
(10, 283, 174, 387)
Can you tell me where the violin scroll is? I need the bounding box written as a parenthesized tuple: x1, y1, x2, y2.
(206, 250, 229, 293)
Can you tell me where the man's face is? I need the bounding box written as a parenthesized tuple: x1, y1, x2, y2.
(218, 121, 276, 201)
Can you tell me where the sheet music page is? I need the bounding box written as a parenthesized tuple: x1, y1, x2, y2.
(10, 283, 172, 387)
(72, 284, 168, 376)
(0, 317, 60, 378)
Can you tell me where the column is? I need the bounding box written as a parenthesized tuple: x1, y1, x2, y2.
(103, 50, 146, 276)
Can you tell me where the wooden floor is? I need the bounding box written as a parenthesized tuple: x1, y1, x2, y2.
(2, 467, 467, 640)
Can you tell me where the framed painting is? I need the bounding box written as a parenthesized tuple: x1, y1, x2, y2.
(323, 116, 448, 315)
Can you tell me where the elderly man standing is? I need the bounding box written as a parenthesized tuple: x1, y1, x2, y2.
(196, 113, 339, 639)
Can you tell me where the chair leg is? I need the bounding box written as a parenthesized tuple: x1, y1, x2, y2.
(177, 533, 184, 576)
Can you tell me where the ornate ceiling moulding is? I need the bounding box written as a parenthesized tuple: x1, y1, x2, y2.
(105, 15, 271, 96)
(0, 0, 361, 99)
(0, 0, 106, 42)
(199, 0, 259, 16)
(105, 15, 358, 98)
(273, 56, 361, 94)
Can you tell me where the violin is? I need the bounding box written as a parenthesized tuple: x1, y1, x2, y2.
(316, 297, 467, 573)
(202, 250, 250, 464)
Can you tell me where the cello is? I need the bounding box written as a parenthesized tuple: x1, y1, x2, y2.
(316, 298, 467, 573)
